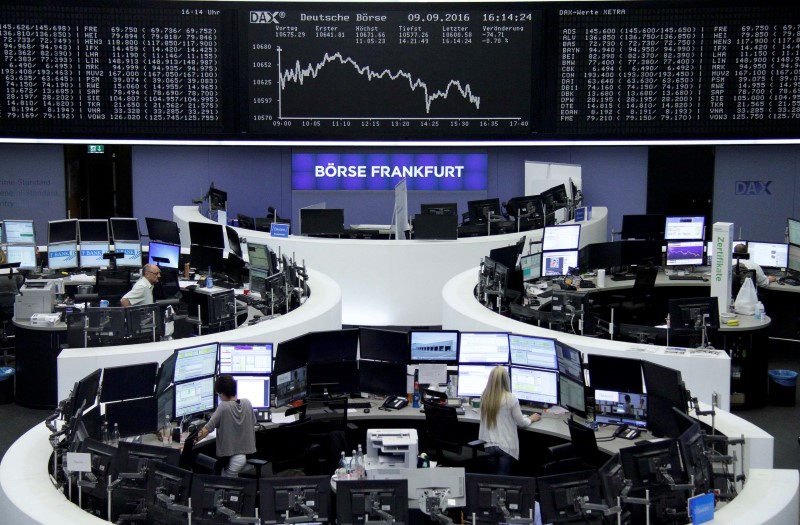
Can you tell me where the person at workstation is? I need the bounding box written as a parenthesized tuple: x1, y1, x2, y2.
(479, 365, 541, 476)
(733, 243, 776, 287)
(120, 264, 160, 306)
(195, 374, 257, 477)
(623, 394, 634, 415)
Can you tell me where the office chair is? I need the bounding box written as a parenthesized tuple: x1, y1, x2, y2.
(542, 420, 602, 475)
(422, 401, 488, 471)
(610, 266, 659, 324)
(262, 418, 322, 475)
(306, 397, 357, 473)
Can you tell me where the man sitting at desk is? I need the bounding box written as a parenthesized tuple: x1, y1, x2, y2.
(120, 264, 160, 306)
(733, 243, 776, 287)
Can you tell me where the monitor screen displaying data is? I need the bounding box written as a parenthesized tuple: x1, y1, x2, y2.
(174, 376, 216, 419)
(148, 241, 180, 269)
(4, 244, 37, 269)
(511, 366, 558, 405)
(664, 216, 705, 241)
(3, 220, 34, 244)
(458, 332, 510, 364)
(509, 335, 557, 370)
(556, 343, 583, 384)
(542, 225, 581, 251)
(789, 219, 800, 247)
(47, 243, 77, 270)
(409, 331, 458, 363)
(219, 343, 273, 374)
(247, 242, 272, 271)
(232, 375, 271, 409)
(457, 365, 505, 398)
(747, 242, 788, 268)
(541, 250, 579, 277)
(520, 253, 542, 282)
(789, 244, 800, 273)
(666, 241, 705, 266)
(114, 242, 143, 268)
(173, 344, 218, 383)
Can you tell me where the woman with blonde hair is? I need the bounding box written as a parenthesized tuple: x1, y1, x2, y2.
(479, 365, 540, 475)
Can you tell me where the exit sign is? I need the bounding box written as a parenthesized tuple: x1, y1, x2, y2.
(87, 145, 105, 154)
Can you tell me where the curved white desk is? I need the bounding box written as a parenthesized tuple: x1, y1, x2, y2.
(174, 205, 608, 326)
(56, 268, 342, 401)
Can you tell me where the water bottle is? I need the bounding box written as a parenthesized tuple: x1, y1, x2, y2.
(755, 302, 765, 321)
(101, 420, 109, 445)
(446, 376, 455, 400)
(350, 449, 357, 478)
(206, 266, 213, 289)
(337, 451, 348, 480)
(412, 370, 420, 409)
(111, 423, 120, 447)
(161, 415, 172, 444)
(355, 444, 365, 479)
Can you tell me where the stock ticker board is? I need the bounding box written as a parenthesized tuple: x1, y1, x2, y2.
(0, 1, 799, 141)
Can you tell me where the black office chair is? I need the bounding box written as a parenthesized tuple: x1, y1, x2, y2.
(542, 420, 602, 475)
(614, 266, 659, 324)
(306, 397, 357, 473)
(263, 418, 322, 475)
(422, 401, 488, 471)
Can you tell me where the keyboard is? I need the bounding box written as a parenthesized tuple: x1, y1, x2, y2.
(521, 408, 542, 416)
(779, 277, 800, 286)
(610, 274, 636, 281)
(668, 275, 705, 281)
(349, 401, 372, 409)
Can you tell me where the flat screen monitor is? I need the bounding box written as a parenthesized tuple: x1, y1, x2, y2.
(47, 242, 78, 270)
(587, 355, 643, 393)
(359, 360, 407, 397)
(100, 362, 158, 402)
(594, 389, 648, 428)
(110, 218, 140, 242)
(336, 479, 408, 525)
(78, 219, 109, 243)
(275, 366, 308, 407)
(747, 241, 788, 268)
(668, 297, 720, 332)
(112, 241, 142, 268)
(173, 343, 218, 383)
(621, 214, 665, 241)
(148, 241, 180, 269)
(232, 375, 271, 409)
(542, 224, 581, 251)
(359, 327, 408, 363)
(248, 266, 272, 295)
(237, 214, 255, 230)
(489, 244, 520, 272)
(458, 332, 510, 364)
(307, 360, 359, 395)
(413, 214, 458, 240)
(79, 242, 110, 269)
(541, 250, 579, 277)
(247, 241, 273, 272)
(126, 303, 163, 339)
(664, 216, 705, 241)
(621, 239, 663, 267)
(421, 203, 458, 216)
(105, 397, 158, 438)
(191, 474, 257, 522)
(790, 243, 800, 273)
(145, 217, 181, 245)
(556, 343, 583, 383)
(225, 226, 242, 257)
(510, 366, 558, 405)
(409, 330, 459, 363)
(4, 244, 37, 269)
(190, 245, 225, 273)
(208, 187, 227, 211)
(537, 470, 600, 524)
(674, 408, 712, 494)
(49, 218, 78, 244)
(541, 184, 569, 209)
(666, 241, 705, 266)
(95, 268, 131, 302)
(457, 364, 505, 398)
(465, 474, 537, 525)
(519, 253, 541, 282)
(788, 218, 800, 246)
(274, 333, 311, 375)
(509, 334, 557, 370)
(174, 376, 216, 419)
(467, 198, 502, 224)
(642, 361, 687, 438)
(307, 328, 359, 364)
(620, 439, 684, 491)
(157, 352, 177, 395)
(71, 368, 102, 417)
(146, 462, 193, 525)
(506, 195, 543, 218)
(558, 375, 586, 417)
(3, 220, 35, 244)
(188, 221, 225, 249)
(219, 342, 273, 374)
(300, 208, 345, 236)
(260, 476, 332, 524)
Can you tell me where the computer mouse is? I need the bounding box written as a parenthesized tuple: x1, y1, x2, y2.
(363, 408, 370, 413)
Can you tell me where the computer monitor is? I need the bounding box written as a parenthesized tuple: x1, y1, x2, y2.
(666, 241, 705, 266)
(558, 375, 586, 416)
(620, 439, 685, 491)
(85, 306, 127, 342)
(274, 334, 311, 375)
(556, 343, 583, 383)
(190, 245, 225, 273)
(664, 216, 705, 241)
(598, 453, 626, 509)
(225, 226, 242, 257)
(208, 187, 228, 212)
(465, 474, 537, 525)
(78, 219, 109, 243)
(359, 360, 407, 397)
(458, 332, 510, 364)
(674, 408, 712, 494)
(174, 376, 216, 419)
(48, 242, 78, 270)
(541, 250, 579, 277)
(49, 218, 78, 244)
(788, 218, 800, 246)
(420, 203, 458, 216)
(188, 221, 225, 249)
(489, 245, 520, 272)
(146, 461, 193, 525)
(594, 389, 648, 428)
(336, 479, 408, 525)
(275, 365, 308, 407)
(260, 476, 332, 524)
(542, 224, 581, 251)
(231, 375, 271, 410)
(621, 214, 665, 241)
(457, 364, 505, 398)
(300, 208, 345, 236)
(113, 241, 143, 268)
(506, 195, 544, 219)
(409, 330, 459, 363)
(519, 253, 542, 282)
(467, 198, 502, 224)
(359, 328, 408, 364)
(109, 217, 140, 242)
(747, 241, 788, 268)
(537, 470, 600, 524)
(246, 241, 273, 272)
(70, 368, 102, 417)
(146, 217, 181, 245)
(3, 219, 35, 244)
(307, 328, 359, 364)
(173, 343, 219, 383)
(218, 342, 273, 374)
(587, 355, 643, 393)
(94, 268, 130, 302)
(509, 334, 557, 370)
(668, 297, 720, 332)
(642, 361, 688, 438)
(100, 362, 158, 403)
(248, 267, 275, 295)
(3, 244, 37, 269)
(414, 214, 458, 240)
(790, 243, 800, 273)
(510, 366, 558, 405)
(105, 396, 159, 438)
(540, 184, 569, 210)
(79, 242, 110, 269)
(157, 352, 178, 395)
(148, 241, 180, 269)
(191, 474, 257, 523)
(126, 303, 163, 340)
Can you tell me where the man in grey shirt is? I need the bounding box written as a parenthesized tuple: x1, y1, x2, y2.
(196, 375, 257, 477)
(120, 264, 161, 306)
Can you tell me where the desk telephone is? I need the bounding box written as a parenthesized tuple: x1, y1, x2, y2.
(613, 424, 641, 440)
(381, 395, 408, 410)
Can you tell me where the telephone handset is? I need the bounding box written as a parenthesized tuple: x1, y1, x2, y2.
(381, 395, 409, 410)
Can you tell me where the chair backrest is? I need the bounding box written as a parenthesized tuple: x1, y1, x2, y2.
(632, 266, 658, 292)
(567, 420, 599, 463)
(423, 401, 462, 454)
(268, 418, 313, 474)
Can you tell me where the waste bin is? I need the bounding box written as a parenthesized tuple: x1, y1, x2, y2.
(768, 369, 798, 407)
(0, 367, 14, 404)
